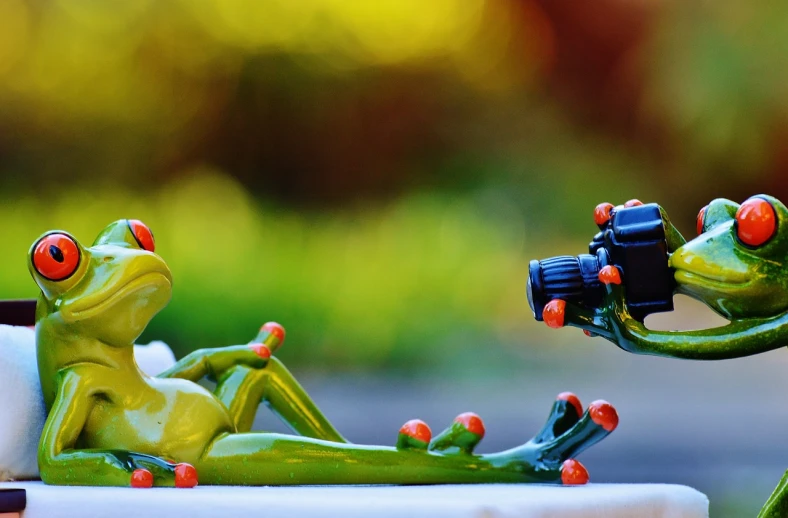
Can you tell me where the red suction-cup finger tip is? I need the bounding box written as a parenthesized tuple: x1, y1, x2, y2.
(249, 343, 271, 359)
(174, 463, 198, 488)
(593, 203, 614, 226)
(130, 468, 153, 488)
(589, 400, 619, 432)
(454, 412, 485, 437)
(561, 459, 589, 485)
(557, 392, 583, 416)
(261, 322, 286, 342)
(543, 299, 566, 329)
(400, 419, 432, 443)
(582, 329, 593, 337)
(624, 199, 643, 208)
(598, 265, 621, 285)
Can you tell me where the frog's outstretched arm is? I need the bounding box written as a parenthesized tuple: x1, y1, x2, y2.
(40, 367, 192, 487)
(559, 284, 788, 360)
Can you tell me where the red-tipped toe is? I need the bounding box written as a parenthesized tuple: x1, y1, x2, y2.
(249, 343, 271, 359)
(400, 419, 432, 443)
(624, 199, 643, 208)
(557, 392, 583, 417)
(543, 299, 566, 329)
(454, 412, 485, 437)
(589, 400, 619, 432)
(131, 468, 153, 488)
(598, 265, 622, 285)
(593, 203, 614, 226)
(174, 463, 198, 488)
(261, 322, 286, 343)
(561, 459, 589, 485)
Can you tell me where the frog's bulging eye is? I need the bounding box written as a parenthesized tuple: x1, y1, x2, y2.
(128, 219, 155, 253)
(696, 205, 708, 235)
(33, 233, 80, 281)
(736, 197, 777, 247)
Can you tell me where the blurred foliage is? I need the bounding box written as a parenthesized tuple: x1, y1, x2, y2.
(0, 0, 787, 371)
(1, 171, 557, 370)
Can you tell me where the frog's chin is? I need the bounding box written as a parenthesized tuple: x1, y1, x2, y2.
(61, 272, 172, 323)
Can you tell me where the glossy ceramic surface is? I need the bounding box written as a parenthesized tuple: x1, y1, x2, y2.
(31, 219, 618, 488)
(534, 194, 788, 517)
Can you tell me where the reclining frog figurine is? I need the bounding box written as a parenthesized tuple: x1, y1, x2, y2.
(534, 194, 788, 518)
(29, 219, 618, 488)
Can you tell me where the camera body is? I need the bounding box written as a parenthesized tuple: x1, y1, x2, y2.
(528, 203, 675, 323)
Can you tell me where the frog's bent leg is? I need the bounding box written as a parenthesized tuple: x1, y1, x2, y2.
(214, 360, 345, 442)
(40, 367, 191, 487)
(158, 323, 345, 442)
(759, 471, 788, 518)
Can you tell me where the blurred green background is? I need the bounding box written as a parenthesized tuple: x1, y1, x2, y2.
(2, 0, 788, 515)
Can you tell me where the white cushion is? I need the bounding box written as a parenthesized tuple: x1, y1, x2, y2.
(0, 325, 176, 481)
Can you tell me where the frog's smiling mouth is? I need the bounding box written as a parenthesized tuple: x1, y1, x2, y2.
(669, 244, 751, 290)
(673, 269, 750, 290)
(64, 272, 172, 321)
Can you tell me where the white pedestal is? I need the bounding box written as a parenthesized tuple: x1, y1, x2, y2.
(1, 481, 709, 518)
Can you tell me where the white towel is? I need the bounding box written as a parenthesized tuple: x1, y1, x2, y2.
(0, 325, 176, 481)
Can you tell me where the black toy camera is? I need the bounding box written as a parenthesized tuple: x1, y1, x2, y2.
(527, 203, 675, 323)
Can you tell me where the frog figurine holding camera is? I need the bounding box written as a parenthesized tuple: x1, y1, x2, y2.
(528, 194, 788, 517)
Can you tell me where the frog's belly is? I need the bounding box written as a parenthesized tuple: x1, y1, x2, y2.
(80, 378, 233, 463)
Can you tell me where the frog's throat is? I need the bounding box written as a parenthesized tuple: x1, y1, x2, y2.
(61, 272, 171, 321)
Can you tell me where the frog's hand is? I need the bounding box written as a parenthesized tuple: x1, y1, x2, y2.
(158, 322, 284, 382)
(539, 295, 616, 341)
(40, 367, 196, 488)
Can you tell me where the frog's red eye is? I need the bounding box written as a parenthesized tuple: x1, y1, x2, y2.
(33, 233, 80, 281)
(696, 205, 708, 235)
(736, 197, 776, 247)
(128, 220, 155, 252)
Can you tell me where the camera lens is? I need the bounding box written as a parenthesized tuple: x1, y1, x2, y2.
(527, 254, 604, 321)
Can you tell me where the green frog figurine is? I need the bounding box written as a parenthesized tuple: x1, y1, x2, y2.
(29, 219, 618, 488)
(529, 194, 788, 517)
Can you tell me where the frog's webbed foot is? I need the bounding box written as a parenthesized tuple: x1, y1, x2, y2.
(526, 393, 618, 484)
(394, 393, 618, 485)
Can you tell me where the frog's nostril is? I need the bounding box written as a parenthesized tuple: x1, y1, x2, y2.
(103, 256, 114, 263)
